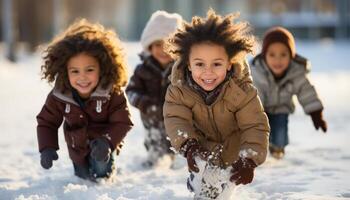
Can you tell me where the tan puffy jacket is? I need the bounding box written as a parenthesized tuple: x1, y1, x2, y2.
(163, 61, 270, 168)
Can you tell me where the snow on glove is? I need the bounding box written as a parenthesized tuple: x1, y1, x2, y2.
(90, 138, 111, 162)
(310, 109, 327, 133)
(181, 139, 211, 173)
(40, 148, 58, 169)
(230, 157, 257, 185)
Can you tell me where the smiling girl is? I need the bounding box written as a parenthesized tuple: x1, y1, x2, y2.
(36, 19, 133, 181)
(164, 10, 269, 198)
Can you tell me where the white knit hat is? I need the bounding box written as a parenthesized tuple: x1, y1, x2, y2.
(140, 10, 182, 54)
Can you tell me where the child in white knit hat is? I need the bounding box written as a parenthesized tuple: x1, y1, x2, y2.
(126, 11, 182, 167)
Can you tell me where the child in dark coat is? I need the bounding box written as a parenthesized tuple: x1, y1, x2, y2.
(126, 11, 182, 167)
(251, 26, 327, 159)
(37, 19, 133, 181)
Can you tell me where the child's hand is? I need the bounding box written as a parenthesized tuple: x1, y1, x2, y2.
(89, 138, 111, 162)
(230, 157, 257, 185)
(139, 96, 156, 114)
(182, 139, 211, 173)
(40, 148, 58, 169)
(310, 109, 327, 133)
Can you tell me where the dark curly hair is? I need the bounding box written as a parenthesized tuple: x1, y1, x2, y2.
(166, 9, 255, 76)
(41, 19, 128, 93)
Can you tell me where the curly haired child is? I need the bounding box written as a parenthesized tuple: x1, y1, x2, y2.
(126, 11, 182, 167)
(36, 19, 133, 181)
(251, 26, 327, 159)
(164, 10, 269, 199)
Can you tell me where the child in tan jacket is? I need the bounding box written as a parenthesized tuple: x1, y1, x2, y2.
(164, 10, 269, 199)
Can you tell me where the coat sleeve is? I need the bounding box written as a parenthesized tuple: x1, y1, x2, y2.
(235, 83, 270, 165)
(251, 68, 267, 106)
(37, 93, 63, 152)
(163, 86, 204, 151)
(104, 91, 133, 149)
(295, 74, 323, 114)
(125, 65, 152, 111)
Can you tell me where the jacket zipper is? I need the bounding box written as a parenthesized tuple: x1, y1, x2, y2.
(207, 106, 222, 142)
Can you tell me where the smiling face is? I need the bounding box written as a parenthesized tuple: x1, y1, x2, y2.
(67, 53, 100, 98)
(265, 42, 291, 77)
(149, 40, 173, 67)
(188, 42, 231, 91)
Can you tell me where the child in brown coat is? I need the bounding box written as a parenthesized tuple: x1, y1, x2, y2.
(36, 19, 133, 181)
(126, 11, 182, 167)
(164, 10, 269, 199)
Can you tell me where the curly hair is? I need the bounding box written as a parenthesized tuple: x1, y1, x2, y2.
(166, 9, 255, 76)
(41, 19, 128, 93)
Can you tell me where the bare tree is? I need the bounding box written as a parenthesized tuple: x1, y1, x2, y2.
(2, 0, 18, 62)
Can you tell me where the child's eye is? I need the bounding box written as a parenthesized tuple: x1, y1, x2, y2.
(69, 70, 79, 74)
(268, 53, 275, 57)
(87, 68, 95, 72)
(213, 62, 222, 67)
(195, 62, 205, 67)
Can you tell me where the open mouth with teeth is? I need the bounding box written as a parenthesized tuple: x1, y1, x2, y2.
(76, 81, 92, 91)
(200, 79, 218, 90)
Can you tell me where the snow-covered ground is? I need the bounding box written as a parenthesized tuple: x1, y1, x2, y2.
(0, 41, 350, 200)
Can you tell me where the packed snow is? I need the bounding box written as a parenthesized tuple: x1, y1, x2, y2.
(0, 41, 350, 200)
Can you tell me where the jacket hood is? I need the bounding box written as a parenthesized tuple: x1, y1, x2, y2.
(252, 53, 311, 72)
(52, 82, 113, 105)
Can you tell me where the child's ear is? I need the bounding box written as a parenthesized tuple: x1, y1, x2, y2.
(188, 65, 192, 71)
(227, 64, 233, 71)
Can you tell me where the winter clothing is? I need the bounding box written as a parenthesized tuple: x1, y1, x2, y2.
(140, 10, 182, 54)
(261, 26, 296, 58)
(182, 139, 211, 172)
(251, 54, 323, 115)
(73, 153, 115, 180)
(230, 157, 257, 185)
(90, 138, 111, 162)
(269, 145, 285, 159)
(37, 83, 133, 167)
(267, 113, 289, 148)
(126, 56, 174, 163)
(163, 60, 270, 168)
(40, 148, 58, 169)
(310, 109, 327, 132)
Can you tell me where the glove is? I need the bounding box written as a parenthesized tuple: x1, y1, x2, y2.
(90, 138, 111, 162)
(40, 148, 58, 169)
(230, 157, 257, 185)
(181, 139, 211, 173)
(310, 109, 327, 133)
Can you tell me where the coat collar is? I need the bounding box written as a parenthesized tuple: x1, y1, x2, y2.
(254, 55, 309, 86)
(52, 82, 112, 106)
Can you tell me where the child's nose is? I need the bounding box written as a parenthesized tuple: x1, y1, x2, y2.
(204, 67, 214, 74)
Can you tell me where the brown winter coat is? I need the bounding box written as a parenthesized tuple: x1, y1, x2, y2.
(37, 84, 133, 166)
(163, 60, 270, 168)
(126, 56, 172, 129)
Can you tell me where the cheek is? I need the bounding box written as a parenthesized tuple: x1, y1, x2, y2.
(266, 57, 275, 66)
(67, 74, 75, 83)
(283, 58, 290, 67)
(218, 70, 228, 79)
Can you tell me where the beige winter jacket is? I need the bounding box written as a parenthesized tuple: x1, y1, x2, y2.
(251, 54, 323, 114)
(163, 60, 270, 168)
